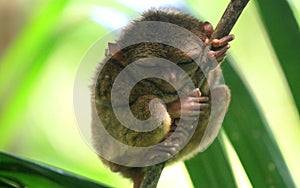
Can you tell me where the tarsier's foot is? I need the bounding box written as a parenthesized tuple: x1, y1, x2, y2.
(146, 124, 192, 163)
(202, 21, 235, 63)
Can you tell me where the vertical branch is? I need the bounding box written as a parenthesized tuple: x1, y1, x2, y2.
(211, 0, 250, 39)
(201, 0, 249, 94)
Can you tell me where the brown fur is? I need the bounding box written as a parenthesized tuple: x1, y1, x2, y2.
(91, 8, 231, 187)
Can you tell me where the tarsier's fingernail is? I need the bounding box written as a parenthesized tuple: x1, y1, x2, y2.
(212, 39, 219, 44)
(196, 88, 201, 97)
(205, 38, 210, 45)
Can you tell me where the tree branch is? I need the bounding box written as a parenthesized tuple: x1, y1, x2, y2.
(211, 0, 250, 39)
(202, 0, 250, 94)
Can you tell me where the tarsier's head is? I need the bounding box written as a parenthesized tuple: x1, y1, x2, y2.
(107, 9, 213, 94)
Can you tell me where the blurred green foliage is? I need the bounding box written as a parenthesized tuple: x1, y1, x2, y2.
(0, 0, 299, 187)
(0, 152, 108, 188)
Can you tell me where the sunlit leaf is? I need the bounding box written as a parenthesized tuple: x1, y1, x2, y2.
(185, 137, 236, 188)
(222, 59, 295, 187)
(254, 0, 300, 114)
(0, 0, 70, 148)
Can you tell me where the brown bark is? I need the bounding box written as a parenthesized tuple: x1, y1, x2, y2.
(211, 0, 250, 40)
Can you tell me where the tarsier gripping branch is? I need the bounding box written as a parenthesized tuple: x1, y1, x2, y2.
(91, 5, 246, 188)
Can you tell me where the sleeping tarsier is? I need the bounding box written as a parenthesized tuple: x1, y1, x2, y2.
(91, 8, 234, 188)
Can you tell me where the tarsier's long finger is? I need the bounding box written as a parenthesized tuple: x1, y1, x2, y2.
(208, 45, 230, 61)
(216, 53, 227, 63)
(187, 96, 209, 104)
(186, 88, 201, 97)
(199, 103, 209, 109)
(181, 98, 208, 113)
(211, 34, 235, 49)
(190, 106, 209, 114)
(178, 101, 199, 115)
(198, 96, 209, 103)
(182, 110, 201, 116)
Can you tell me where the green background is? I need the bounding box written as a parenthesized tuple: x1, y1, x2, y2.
(0, 0, 299, 187)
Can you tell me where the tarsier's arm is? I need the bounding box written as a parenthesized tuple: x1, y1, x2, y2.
(167, 22, 233, 123)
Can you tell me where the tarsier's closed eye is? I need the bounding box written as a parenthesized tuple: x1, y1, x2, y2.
(177, 59, 199, 74)
(177, 58, 195, 65)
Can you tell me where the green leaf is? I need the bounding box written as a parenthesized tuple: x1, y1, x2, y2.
(0, 0, 69, 94)
(0, 0, 70, 148)
(186, 57, 295, 187)
(222, 60, 295, 187)
(0, 152, 109, 188)
(254, 0, 300, 114)
(185, 137, 236, 188)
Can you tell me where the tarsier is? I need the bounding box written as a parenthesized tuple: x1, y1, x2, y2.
(91, 8, 234, 188)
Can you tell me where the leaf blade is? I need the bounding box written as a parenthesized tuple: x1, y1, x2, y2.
(222, 60, 295, 187)
(0, 152, 109, 188)
(185, 137, 236, 188)
(254, 0, 300, 114)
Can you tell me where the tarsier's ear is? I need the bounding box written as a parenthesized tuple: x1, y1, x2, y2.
(203, 21, 214, 38)
(105, 42, 120, 57)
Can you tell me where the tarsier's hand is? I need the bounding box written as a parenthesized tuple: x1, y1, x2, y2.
(167, 88, 209, 120)
(203, 22, 235, 63)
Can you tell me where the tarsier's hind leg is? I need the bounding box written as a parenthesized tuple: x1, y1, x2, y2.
(199, 85, 230, 151)
(148, 88, 209, 161)
(136, 89, 209, 188)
